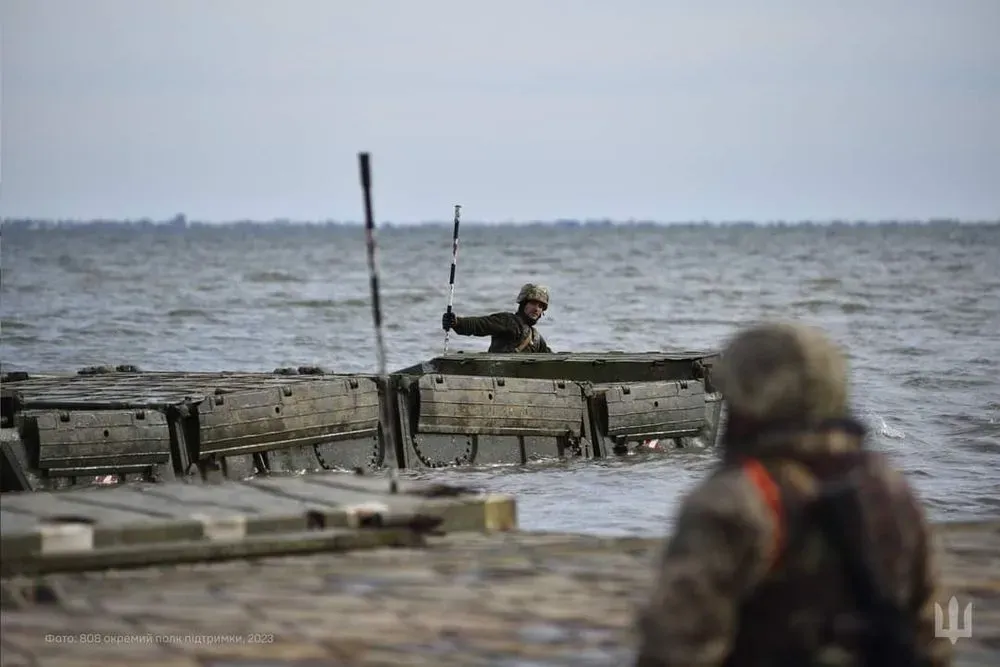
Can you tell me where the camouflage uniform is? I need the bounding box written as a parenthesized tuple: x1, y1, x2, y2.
(633, 321, 952, 667)
(447, 284, 553, 353)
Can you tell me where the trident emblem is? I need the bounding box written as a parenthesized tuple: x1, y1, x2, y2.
(934, 596, 973, 644)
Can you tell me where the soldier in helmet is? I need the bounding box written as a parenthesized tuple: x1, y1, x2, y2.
(633, 320, 952, 667)
(441, 283, 553, 353)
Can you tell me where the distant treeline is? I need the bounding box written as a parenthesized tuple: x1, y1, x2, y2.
(1, 215, 996, 231)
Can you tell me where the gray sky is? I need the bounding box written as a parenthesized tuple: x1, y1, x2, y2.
(2, 0, 999, 223)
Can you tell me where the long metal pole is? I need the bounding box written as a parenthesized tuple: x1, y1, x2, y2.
(358, 153, 398, 482)
(443, 204, 462, 353)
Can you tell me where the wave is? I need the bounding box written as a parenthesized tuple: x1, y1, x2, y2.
(243, 270, 305, 284)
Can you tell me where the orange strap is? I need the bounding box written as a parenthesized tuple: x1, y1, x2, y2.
(742, 458, 785, 569)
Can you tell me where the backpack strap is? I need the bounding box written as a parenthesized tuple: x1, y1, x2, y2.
(742, 458, 785, 571)
(740, 456, 925, 664)
(514, 327, 535, 352)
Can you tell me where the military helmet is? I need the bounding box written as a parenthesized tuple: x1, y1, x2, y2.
(516, 283, 549, 309)
(714, 320, 849, 424)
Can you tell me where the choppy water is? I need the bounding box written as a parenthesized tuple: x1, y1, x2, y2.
(2, 221, 999, 536)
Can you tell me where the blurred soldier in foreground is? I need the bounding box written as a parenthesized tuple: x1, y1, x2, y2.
(634, 320, 952, 667)
(441, 283, 553, 353)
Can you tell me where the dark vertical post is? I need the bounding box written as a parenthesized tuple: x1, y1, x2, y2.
(357, 152, 403, 474)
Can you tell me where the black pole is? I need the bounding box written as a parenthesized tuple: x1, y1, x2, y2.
(358, 152, 387, 379)
(358, 152, 399, 478)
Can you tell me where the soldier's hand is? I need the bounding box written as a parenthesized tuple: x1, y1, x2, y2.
(442, 311, 457, 331)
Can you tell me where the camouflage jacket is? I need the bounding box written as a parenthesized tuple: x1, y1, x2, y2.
(633, 420, 953, 667)
(452, 311, 552, 353)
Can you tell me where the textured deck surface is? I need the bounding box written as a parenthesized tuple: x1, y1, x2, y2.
(1, 520, 996, 667)
(1, 371, 348, 409)
(0, 473, 516, 577)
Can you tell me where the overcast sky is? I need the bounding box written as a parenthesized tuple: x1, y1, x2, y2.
(2, 0, 998, 223)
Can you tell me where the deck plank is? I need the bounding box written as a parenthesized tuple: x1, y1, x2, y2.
(0, 473, 516, 576)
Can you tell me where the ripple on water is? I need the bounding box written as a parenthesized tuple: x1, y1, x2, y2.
(242, 269, 305, 283)
(869, 415, 906, 440)
(165, 308, 220, 321)
(284, 298, 365, 309)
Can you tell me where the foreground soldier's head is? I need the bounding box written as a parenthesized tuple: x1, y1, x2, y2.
(715, 320, 849, 425)
(712, 320, 859, 460)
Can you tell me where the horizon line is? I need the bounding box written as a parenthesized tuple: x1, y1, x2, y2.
(3, 216, 998, 229)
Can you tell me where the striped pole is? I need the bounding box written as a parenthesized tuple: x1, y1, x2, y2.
(443, 204, 462, 353)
